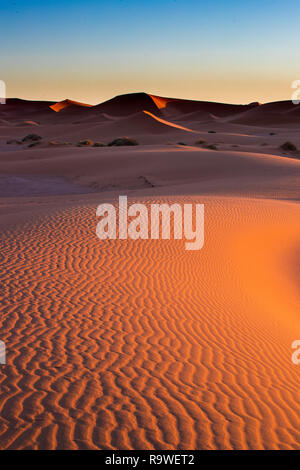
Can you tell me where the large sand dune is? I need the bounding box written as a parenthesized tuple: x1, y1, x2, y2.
(0, 93, 299, 449)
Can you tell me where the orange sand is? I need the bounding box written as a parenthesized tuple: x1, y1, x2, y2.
(0, 93, 299, 449)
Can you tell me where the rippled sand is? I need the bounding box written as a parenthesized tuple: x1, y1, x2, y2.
(0, 195, 299, 449)
(0, 94, 300, 449)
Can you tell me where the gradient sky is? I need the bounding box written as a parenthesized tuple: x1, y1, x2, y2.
(1, 0, 300, 104)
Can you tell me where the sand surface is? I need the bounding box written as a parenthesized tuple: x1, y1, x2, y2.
(0, 93, 299, 449)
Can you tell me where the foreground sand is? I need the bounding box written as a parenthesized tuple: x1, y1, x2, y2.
(0, 194, 299, 449)
(0, 94, 300, 449)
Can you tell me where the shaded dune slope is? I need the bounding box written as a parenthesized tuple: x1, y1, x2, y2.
(92, 92, 160, 117)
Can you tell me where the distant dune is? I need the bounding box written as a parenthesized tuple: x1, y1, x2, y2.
(1, 93, 300, 128)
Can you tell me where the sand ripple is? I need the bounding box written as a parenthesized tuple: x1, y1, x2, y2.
(0, 196, 300, 449)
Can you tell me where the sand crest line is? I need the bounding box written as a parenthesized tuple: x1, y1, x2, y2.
(96, 196, 204, 250)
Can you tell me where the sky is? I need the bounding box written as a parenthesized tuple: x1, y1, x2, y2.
(1, 0, 299, 104)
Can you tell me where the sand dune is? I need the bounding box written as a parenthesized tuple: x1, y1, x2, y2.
(92, 92, 160, 117)
(0, 195, 299, 449)
(151, 96, 259, 118)
(1, 93, 298, 131)
(0, 145, 299, 198)
(97, 110, 194, 136)
(0, 100, 56, 127)
(142, 111, 196, 132)
(0, 92, 300, 450)
(227, 101, 300, 127)
(50, 99, 92, 113)
(50, 110, 196, 143)
(0, 99, 54, 119)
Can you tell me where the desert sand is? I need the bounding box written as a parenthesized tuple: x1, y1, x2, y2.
(0, 93, 299, 449)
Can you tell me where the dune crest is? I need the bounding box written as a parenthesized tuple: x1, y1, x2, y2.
(0, 197, 299, 449)
(50, 99, 92, 112)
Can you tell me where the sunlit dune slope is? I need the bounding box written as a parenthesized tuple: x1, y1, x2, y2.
(148, 94, 175, 109)
(50, 99, 92, 112)
(142, 110, 196, 132)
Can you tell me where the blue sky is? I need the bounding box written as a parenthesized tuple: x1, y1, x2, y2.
(1, 0, 299, 103)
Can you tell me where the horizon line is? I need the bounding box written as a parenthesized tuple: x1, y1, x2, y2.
(3, 92, 295, 107)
